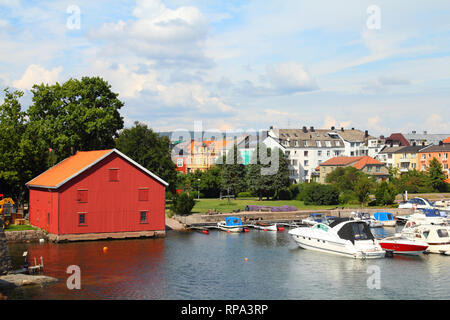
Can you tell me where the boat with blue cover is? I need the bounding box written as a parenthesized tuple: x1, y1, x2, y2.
(373, 212, 396, 227)
(217, 216, 244, 233)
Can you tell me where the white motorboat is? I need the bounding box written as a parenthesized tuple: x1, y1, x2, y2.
(400, 222, 450, 255)
(289, 218, 385, 259)
(217, 216, 244, 233)
(397, 211, 449, 226)
(350, 212, 383, 228)
(254, 221, 278, 231)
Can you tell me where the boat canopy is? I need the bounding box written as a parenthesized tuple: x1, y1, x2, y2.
(336, 221, 375, 244)
(421, 208, 446, 217)
(225, 216, 243, 226)
(373, 212, 394, 221)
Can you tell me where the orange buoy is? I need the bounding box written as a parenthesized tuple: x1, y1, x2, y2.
(244, 258, 248, 261)
(103, 246, 108, 253)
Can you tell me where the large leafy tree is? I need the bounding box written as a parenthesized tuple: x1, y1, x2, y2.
(426, 157, 447, 192)
(115, 121, 177, 192)
(219, 144, 247, 196)
(27, 77, 124, 162)
(0, 89, 47, 207)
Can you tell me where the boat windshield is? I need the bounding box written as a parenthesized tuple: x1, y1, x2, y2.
(352, 223, 370, 240)
(313, 224, 329, 232)
(437, 229, 449, 238)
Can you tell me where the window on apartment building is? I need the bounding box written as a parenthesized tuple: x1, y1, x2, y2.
(421, 154, 426, 159)
(138, 188, 149, 201)
(325, 141, 331, 147)
(351, 151, 354, 156)
(304, 160, 309, 166)
(351, 142, 355, 147)
(412, 163, 416, 169)
(304, 151, 308, 157)
(376, 166, 381, 173)
(76, 189, 88, 203)
(317, 150, 322, 156)
(304, 170, 309, 177)
(316, 141, 321, 147)
(327, 151, 330, 157)
(294, 141, 299, 147)
(334, 151, 340, 156)
(109, 168, 119, 181)
(444, 164, 448, 170)
(303, 141, 307, 147)
(444, 153, 448, 159)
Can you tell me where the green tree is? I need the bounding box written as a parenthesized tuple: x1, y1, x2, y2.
(302, 183, 340, 205)
(271, 148, 291, 199)
(0, 88, 47, 207)
(325, 166, 364, 192)
(426, 158, 447, 192)
(115, 121, 177, 192)
(246, 143, 275, 200)
(375, 181, 397, 205)
(220, 144, 246, 196)
(27, 76, 124, 162)
(171, 192, 196, 215)
(354, 176, 375, 207)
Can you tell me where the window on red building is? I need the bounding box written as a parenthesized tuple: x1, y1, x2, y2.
(138, 188, 149, 201)
(109, 168, 119, 181)
(77, 189, 88, 203)
(140, 211, 148, 223)
(78, 213, 87, 226)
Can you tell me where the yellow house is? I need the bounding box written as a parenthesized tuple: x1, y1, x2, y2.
(391, 146, 422, 175)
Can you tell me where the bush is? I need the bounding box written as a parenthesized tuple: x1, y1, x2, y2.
(375, 181, 397, 206)
(171, 192, 196, 215)
(339, 190, 358, 205)
(237, 191, 253, 198)
(302, 183, 340, 205)
(277, 188, 292, 200)
(288, 184, 302, 200)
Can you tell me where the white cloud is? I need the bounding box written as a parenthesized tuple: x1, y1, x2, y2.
(12, 64, 63, 90)
(266, 62, 318, 94)
(92, 0, 211, 68)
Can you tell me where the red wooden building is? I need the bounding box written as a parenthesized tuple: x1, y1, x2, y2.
(26, 149, 168, 242)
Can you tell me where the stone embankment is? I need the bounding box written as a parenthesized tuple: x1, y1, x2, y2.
(5, 230, 47, 243)
(174, 208, 413, 227)
(0, 221, 12, 275)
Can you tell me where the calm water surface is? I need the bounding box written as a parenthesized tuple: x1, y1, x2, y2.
(3, 227, 450, 300)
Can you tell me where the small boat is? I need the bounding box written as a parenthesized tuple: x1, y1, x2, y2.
(373, 212, 396, 227)
(400, 222, 450, 255)
(289, 218, 385, 259)
(350, 212, 383, 228)
(217, 216, 244, 233)
(301, 213, 330, 226)
(379, 236, 428, 255)
(254, 221, 278, 231)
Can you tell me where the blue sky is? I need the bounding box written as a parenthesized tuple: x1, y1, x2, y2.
(1, 0, 450, 136)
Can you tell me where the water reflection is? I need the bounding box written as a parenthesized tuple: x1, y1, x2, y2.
(4, 227, 450, 300)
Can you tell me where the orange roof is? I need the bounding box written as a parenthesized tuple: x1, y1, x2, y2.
(443, 137, 450, 144)
(27, 150, 113, 188)
(317, 156, 383, 170)
(26, 149, 169, 188)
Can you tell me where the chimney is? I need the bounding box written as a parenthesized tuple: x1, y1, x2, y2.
(365, 130, 368, 138)
(269, 126, 273, 130)
(412, 131, 416, 134)
(439, 140, 444, 146)
(331, 126, 335, 130)
(413, 142, 416, 146)
(424, 131, 427, 135)
(351, 127, 355, 130)
(310, 126, 315, 132)
(302, 126, 307, 133)
(341, 127, 344, 132)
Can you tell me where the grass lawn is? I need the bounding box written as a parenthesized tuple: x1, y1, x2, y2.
(191, 198, 374, 214)
(4, 224, 38, 231)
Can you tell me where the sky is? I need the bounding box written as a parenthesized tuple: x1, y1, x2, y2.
(1, 0, 450, 136)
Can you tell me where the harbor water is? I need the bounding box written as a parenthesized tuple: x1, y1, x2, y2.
(3, 227, 450, 300)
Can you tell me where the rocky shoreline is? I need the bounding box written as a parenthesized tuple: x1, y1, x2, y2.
(0, 273, 58, 288)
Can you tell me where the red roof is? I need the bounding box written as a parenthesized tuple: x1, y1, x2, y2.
(443, 137, 450, 144)
(385, 133, 410, 147)
(317, 156, 384, 170)
(26, 149, 168, 188)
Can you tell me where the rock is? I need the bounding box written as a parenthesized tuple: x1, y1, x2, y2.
(0, 274, 58, 288)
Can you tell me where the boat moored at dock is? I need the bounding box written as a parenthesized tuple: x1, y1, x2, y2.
(400, 223, 450, 255)
(373, 212, 397, 227)
(217, 216, 244, 233)
(289, 218, 385, 259)
(379, 236, 428, 255)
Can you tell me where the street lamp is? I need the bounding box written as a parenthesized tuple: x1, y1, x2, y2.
(197, 178, 201, 200)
